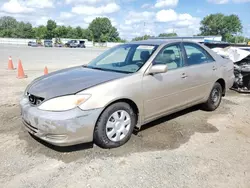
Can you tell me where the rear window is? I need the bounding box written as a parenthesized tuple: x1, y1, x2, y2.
(183, 43, 214, 66)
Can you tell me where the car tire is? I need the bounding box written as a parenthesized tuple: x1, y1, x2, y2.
(202, 82, 223, 111)
(94, 102, 136, 149)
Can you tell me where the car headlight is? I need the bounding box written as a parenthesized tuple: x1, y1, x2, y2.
(38, 94, 91, 111)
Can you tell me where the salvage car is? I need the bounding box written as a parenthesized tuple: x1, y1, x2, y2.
(212, 47, 250, 93)
(20, 40, 235, 148)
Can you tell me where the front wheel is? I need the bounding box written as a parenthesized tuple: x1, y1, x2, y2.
(202, 82, 223, 111)
(94, 102, 136, 148)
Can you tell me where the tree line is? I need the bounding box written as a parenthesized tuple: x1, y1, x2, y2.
(132, 14, 249, 43)
(0, 13, 249, 43)
(0, 16, 125, 42)
(132, 33, 177, 41)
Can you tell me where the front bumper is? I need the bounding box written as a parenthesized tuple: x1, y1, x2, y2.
(20, 97, 103, 146)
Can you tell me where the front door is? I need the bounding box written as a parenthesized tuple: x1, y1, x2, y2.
(142, 43, 190, 122)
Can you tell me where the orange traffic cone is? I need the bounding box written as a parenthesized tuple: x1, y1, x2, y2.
(8, 56, 15, 70)
(17, 60, 27, 79)
(44, 66, 48, 75)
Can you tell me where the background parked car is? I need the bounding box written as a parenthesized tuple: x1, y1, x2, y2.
(44, 40, 53, 47)
(65, 40, 76, 47)
(65, 40, 86, 48)
(30, 42, 38, 47)
(70, 40, 86, 48)
(28, 41, 33, 46)
(69, 41, 78, 48)
(78, 40, 86, 48)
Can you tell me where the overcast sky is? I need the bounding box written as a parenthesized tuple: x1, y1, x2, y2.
(0, 0, 249, 40)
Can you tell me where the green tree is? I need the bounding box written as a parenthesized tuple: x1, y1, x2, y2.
(132, 35, 152, 41)
(108, 27, 120, 42)
(75, 26, 83, 38)
(199, 13, 242, 41)
(16, 22, 35, 38)
(46, 19, 57, 39)
(0, 16, 18, 37)
(158, 33, 177, 37)
(226, 35, 249, 44)
(33, 25, 47, 39)
(47, 19, 57, 31)
(54, 26, 68, 38)
(89, 17, 111, 42)
(88, 17, 120, 42)
(0, 16, 127, 42)
(82, 28, 93, 41)
(65, 26, 75, 38)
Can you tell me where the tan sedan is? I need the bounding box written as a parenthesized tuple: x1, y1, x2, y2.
(20, 40, 235, 148)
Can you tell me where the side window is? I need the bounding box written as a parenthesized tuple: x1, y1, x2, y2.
(154, 44, 183, 70)
(183, 43, 214, 66)
(132, 45, 155, 61)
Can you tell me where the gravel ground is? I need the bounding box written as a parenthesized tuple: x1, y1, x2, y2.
(0, 46, 250, 188)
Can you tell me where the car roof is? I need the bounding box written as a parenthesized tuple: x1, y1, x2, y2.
(127, 39, 198, 46)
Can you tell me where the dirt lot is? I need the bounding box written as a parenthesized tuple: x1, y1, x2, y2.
(0, 46, 250, 188)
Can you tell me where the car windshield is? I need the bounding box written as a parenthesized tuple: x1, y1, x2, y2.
(86, 44, 158, 73)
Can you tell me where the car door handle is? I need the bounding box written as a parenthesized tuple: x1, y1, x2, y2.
(213, 66, 217, 71)
(181, 73, 188, 78)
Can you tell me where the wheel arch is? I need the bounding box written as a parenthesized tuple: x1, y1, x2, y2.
(95, 98, 140, 129)
(216, 78, 226, 96)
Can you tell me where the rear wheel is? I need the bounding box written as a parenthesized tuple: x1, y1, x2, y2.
(202, 82, 222, 111)
(94, 102, 136, 148)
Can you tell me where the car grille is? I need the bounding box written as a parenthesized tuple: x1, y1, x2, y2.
(27, 92, 44, 106)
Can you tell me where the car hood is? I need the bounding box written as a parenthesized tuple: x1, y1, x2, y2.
(27, 66, 127, 100)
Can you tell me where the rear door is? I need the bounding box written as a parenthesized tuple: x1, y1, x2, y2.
(181, 42, 217, 102)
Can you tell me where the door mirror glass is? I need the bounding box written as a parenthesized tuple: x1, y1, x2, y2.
(148, 64, 168, 74)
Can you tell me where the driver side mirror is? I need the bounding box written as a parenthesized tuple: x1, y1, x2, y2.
(147, 64, 168, 75)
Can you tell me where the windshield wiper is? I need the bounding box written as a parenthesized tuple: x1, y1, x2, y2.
(86, 66, 109, 71)
(82, 65, 103, 70)
(83, 65, 132, 74)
